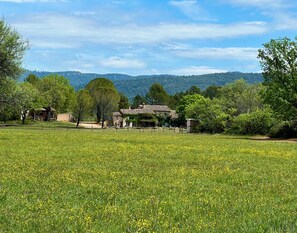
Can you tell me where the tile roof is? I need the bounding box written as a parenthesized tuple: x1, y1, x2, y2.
(120, 109, 154, 115)
(117, 105, 177, 117)
(138, 105, 171, 112)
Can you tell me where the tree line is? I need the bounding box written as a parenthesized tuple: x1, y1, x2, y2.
(1, 18, 297, 137)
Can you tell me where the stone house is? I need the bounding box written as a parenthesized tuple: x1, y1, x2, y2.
(113, 104, 178, 128)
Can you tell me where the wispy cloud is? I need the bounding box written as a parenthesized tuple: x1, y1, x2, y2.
(170, 66, 228, 75)
(169, 47, 259, 61)
(0, 0, 66, 2)
(222, 0, 291, 9)
(11, 13, 268, 49)
(72, 11, 96, 16)
(170, 0, 215, 21)
(100, 57, 145, 69)
(223, 0, 297, 30)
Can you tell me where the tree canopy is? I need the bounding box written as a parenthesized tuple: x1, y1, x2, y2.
(0, 19, 29, 80)
(0, 19, 29, 119)
(37, 74, 75, 120)
(118, 92, 130, 110)
(86, 78, 120, 126)
(258, 37, 297, 120)
(73, 89, 93, 127)
(146, 83, 170, 105)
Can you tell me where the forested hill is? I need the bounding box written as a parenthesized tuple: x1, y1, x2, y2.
(21, 70, 263, 99)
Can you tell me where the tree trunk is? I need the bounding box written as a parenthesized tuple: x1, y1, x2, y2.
(46, 107, 51, 121)
(96, 108, 101, 124)
(22, 112, 26, 124)
(101, 113, 105, 128)
(76, 113, 81, 127)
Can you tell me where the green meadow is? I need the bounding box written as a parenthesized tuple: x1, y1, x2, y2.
(0, 128, 296, 232)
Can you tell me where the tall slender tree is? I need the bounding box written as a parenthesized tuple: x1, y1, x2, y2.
(73, 90, 93, 127)
(86, 78, 120, 127)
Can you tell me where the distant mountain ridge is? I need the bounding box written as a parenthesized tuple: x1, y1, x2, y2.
(21, 70, 263, 99)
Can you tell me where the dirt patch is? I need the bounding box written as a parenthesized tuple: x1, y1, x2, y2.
(251, 136, 297, 143)
(79, 123, 101, 129)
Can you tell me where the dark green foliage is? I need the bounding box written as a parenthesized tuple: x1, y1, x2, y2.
(118, 92, 130, 109)
(146, 83, 170, 105)
(25, 73, 39, 86)
(131, 95, 146, 109)
(230, 108, 276, 135)
(269, 120, 297, 139)
(185, 85, 201, 95)
(168, 92, 184, 110)
(125, 113, 158, 127)
(202, 85, 222, 99)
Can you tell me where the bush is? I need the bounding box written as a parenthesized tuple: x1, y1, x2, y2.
(229, 109, 276, 135)
(186, 97, 229, 133)
(269, 120, 297, 138)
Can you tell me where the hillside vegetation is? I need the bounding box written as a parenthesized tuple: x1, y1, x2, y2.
(21, 71, 263, 99)
(0, 128, 296, 232)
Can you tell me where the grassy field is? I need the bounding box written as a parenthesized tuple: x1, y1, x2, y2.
(0, 128, 296, 232)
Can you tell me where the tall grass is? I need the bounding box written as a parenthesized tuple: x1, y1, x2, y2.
(0, 128, 296, 232)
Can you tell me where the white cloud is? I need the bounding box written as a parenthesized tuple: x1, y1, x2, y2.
(170, 0, 215, 21)
(30, 40, 80, 49)
(10, 13, 268, 49)
(171, 47, 259, 61)
(100, 57, 145, 69)
(222, 0, 292, 9)
(170, 66, 228, 75)
(223, 0, 297, 30)
(72, 11, 96, 16)
(0, 0, 66, 2)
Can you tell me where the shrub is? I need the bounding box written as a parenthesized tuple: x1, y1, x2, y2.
(229, 108, 276, 135)
(186, 97, 229, 133)
(269, 120, 297, 138)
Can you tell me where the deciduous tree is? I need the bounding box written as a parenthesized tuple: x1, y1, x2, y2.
(0, 19, 29, 119)
(25, 73, 39, 86)
(16, 82, 41, 124)
(258, 37, 297, 120)
(0, 19, 29, 80)
(37, 74, 75, 120)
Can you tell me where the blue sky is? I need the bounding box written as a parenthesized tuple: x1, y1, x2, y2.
(1, 0, 297, 75)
